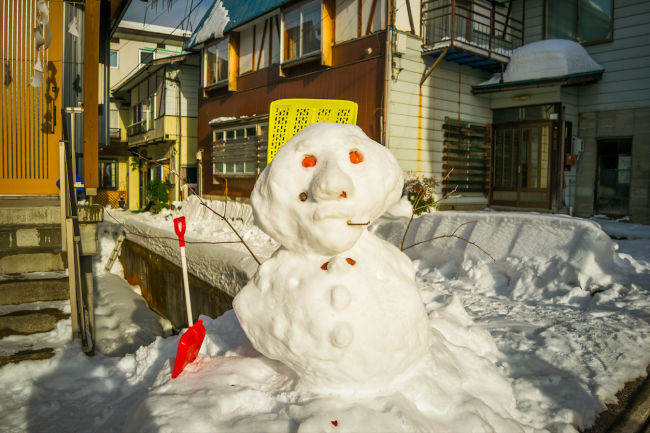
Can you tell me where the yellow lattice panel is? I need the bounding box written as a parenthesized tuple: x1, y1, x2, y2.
(267, 99, 358, 164)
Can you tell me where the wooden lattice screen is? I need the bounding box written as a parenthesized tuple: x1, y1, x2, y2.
(442, 117, 491, 197)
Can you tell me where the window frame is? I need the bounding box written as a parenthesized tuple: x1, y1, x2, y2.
(204, 37, 230, 88)
(281, 0, 323, 66)
(543, 0, 614, 47)
(138, 49, 155, 69)
(212, 123, 268, 176)
(99, 159, 119, 191)
(109, 50, 119, 69)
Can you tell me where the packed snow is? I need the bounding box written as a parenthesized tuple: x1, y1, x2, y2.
(187, 0, 229, 47)
(479, 39, 603, 86)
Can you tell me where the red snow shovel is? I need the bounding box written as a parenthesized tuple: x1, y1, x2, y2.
(171, 216, 206, 379)
(172, 319, 206, 378)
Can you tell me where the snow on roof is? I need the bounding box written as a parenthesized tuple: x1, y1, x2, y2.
(185, 0, 230, 48)
(209, 117, 237, 124)
(118, 20, 193, 37)
(479, 39, 603, 86)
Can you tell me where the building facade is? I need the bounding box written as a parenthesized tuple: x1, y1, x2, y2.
(188, 0, 650, 223)
(105, 22, 199, 208)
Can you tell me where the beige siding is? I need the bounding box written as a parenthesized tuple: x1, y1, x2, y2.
(387, 32, 492, 204)
(577, 1, 650, 111)
(166, 66, 200, 117)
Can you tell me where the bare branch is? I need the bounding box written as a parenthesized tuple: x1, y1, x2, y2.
(401, 221, 495, 261)
(132, 152, 261, 265)
(104, 209, 241, 245)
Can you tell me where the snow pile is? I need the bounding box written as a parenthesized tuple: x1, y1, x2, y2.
(124, 307, 528, 433)
(208, 116, 236, 125)
(373, 211, 636, 300)
(187, 0, 229, 47)
(479, 39, 603, 85)
(591, 216, 650, 240)
(94, 274, 173, 357)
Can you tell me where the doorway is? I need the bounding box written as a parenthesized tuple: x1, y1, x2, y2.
(595, 139, 632, 216)
(491, 122, 553, 208)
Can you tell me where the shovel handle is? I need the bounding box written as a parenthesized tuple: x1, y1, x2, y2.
(174, 216, 186, 247)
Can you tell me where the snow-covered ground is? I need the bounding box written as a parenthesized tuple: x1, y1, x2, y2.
(1, 198, 649, 432)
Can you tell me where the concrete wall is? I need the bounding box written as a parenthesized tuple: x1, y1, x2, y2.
(575, 107, 650, 222)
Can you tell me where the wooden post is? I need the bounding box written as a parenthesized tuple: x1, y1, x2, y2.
(229, 32, 239, 91)
(367, 0, 379, 35)
(83, 0, 101, 189)
(451, 0, 456, 41)
(321, 0, 334, 67)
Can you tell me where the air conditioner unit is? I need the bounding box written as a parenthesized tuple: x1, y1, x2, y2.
(573, 137, 584, 156)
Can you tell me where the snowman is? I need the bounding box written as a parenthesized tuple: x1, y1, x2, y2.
(233, 123, 432, 390)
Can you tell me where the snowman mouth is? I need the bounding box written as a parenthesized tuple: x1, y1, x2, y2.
(313, 205, 353, 221)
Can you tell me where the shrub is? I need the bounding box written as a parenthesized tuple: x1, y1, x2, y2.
(145, 179, 171, 213)
(403, 172, 441, 216)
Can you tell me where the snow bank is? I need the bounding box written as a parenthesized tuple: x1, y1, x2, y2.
(124, 304, 529, 433)
(372, 211, 636, 300)
(479, 39, 603, 85)
(591, 216, 650, 240)
(94, 274, 173, 357)
(122, 219, 257, 297)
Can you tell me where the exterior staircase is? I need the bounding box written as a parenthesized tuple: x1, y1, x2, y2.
(0, 197, 103, 366)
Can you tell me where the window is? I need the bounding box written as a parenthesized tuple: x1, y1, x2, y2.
(212, 123, 268, 175)
(205, 38, 229, 86)
(128, 96, 155, 136)
(109, 109, 119, 129)
(283, 0, 321, 63)
(99, 160, 117, 190)
(546, 0, 612, 45)
(109, 50, 119, 68)
(139, 49, 155, 68)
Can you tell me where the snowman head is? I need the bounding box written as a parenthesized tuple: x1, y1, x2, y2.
(251, 123, 404, 256)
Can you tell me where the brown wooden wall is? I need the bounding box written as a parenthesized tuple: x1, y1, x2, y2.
(199, 32, 387, 198)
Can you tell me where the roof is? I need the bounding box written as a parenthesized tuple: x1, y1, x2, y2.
(111, 53, 199, 95)
(471, 71, 604, 94)
(185, 0, 291, 50)
(118, 20, 193, 38)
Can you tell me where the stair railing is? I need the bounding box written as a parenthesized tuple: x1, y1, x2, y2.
(59, 108, 92, 353)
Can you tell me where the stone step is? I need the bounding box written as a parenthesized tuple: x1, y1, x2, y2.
(0, 308, 70, 339)
(0, 248, 67, 274)
(0, 347, 55, 368)
(0, 225, 62, 250)
(0, 278, 69, 306)
(0, 202, 103, 227)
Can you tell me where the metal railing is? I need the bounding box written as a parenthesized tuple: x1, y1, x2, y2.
(109, 127, 121, 139)
(422, 0, 523, 58)
(127, 119, 148, 137)
(59, 108, 93, 354)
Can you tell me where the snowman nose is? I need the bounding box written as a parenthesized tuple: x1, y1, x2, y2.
(311, 159, 355, 202)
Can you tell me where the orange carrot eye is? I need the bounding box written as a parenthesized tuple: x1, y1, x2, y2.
(302, 156, 316, 167)
(349, 151, 362, 164)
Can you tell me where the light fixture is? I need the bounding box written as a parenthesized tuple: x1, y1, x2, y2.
(512, 95, 531, 101)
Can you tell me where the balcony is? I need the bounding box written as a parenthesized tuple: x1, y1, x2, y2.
(421, 0, 524, 73)
(127, 119, 148, 137)
(109, 128, 121, 140)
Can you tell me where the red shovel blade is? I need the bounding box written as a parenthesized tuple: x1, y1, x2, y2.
(171, 320, 206, 379)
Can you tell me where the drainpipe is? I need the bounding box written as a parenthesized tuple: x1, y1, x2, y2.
(383, 0, 395, 147)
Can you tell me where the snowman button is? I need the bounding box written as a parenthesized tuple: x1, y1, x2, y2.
(330, 322, 354, 348)
(330, 286, 351, 311)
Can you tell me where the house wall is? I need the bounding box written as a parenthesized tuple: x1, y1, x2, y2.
(578, 0, 650, 113)
(197, 33, 387, 198)
(387, 32, 492, 206)
(165, 65, 200, 117)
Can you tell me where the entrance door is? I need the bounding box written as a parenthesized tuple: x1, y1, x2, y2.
(595, 139, 632, 216)
(491, 123, 552, 208)
(0, 0, 63, 195)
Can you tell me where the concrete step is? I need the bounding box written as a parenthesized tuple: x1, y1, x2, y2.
(0, 308, 70, 339)
(0, 278, 69, 306)
(0, 248, 67, 274)
(0, 347, 55, 368)
(0, 224, 62, 249)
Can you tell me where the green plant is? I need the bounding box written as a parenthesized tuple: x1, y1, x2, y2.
(403, 172, 441, 216)
(145, 179, 171, 213)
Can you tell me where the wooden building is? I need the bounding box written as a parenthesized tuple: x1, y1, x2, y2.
(188, 0, 650, 223)
(0, 0, 132, 198)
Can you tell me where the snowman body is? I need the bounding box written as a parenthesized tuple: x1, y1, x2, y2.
(233, 123, 432, 389)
